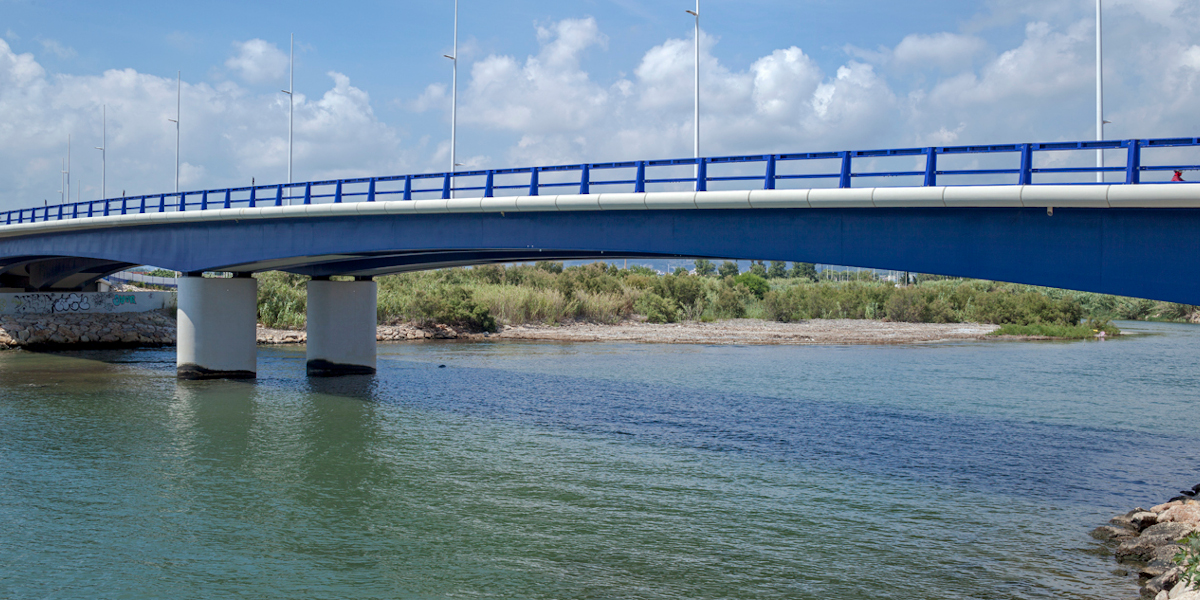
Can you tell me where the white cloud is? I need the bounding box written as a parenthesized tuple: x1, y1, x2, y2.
(38, 38, 75, 59)
(892, 33, 987, 72)
(0, 38, 409, 210)
(225, 39, 288, 84)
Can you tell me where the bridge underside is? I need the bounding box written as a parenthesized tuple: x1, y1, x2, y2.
(1, 207, 1198, 304)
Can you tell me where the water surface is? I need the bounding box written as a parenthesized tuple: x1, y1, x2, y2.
(1, 321, 1197, 599)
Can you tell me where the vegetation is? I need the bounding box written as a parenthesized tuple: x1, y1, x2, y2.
(1177, 533, 1200, 589)
(249, 261, 1200, 336)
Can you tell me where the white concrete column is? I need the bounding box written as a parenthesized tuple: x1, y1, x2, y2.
(177, 275, 258, 379)
(306, 278, 377, 376)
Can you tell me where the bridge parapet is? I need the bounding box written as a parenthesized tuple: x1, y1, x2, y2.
(4, 137, 1200, 227)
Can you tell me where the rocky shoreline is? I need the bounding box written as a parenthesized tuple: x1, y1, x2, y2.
(1092, 488, 1200, 599)
(0, 312, 176, 348)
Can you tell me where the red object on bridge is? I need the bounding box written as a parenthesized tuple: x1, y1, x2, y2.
(1173, 170, 1186, 182)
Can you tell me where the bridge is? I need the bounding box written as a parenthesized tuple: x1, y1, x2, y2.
(1, 136, 1199, 378)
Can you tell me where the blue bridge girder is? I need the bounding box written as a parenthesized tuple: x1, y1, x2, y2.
(1, 135, 1199, 301)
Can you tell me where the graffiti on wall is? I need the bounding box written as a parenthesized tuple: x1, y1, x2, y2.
(0, 292, 164, 315)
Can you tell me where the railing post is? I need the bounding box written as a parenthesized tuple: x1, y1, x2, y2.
(57, 205, 63, 220)
(275, 184, 283, 206)
(249, 187, 257, 208)
(696, 158, 707, 192)
(442, 173, 452, 199)
(179, 192, 187, 211)
(484, 171, 494, 198)
(122, 198, 128, 215)
(72, 203, 78, 219)
(579, 164, 590, 195)
(157, 194, 164, 213)
(5, 211, 9, 225)
(635, 161, 646, 193)
(528, 168, 539, 196)
(304, 182, 312, 205)
(1019, 143, 1034, 185)
(403, 176, 412, 201)
(924, 147, 938, 187)
(1125, 140, 1142, 184)
(764, 155, 777, 190)
(201, 191, 208, 211)
(104, 201, 110, 217)
(839, 152, 852, 189)
(224, 189, 232, 209)
(367, 179, 376, 202)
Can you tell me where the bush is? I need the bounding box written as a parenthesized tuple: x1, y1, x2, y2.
(714, 285, 748, 319)
(256, 272, 308, 329)
(409, 286, 497, 332)
(1175, 533, 1200, 589)
(718, 261, 740, 278)
(693, 259, 717, 277)
(635, 292, 679, 323)
(733, 273, 770, 299)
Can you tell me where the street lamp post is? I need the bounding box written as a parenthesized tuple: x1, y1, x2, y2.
(686, 1, 700, 173)
(95, 104, 105, 200)
(281, 34, 294, 190)
(167, 71, 180, 193)
(443, 0, 459, 197)
(1096, 0, 1105, 183)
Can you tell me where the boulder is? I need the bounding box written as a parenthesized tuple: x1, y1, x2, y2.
(1145, 569, 1183, 599)
(1160, 504, 1200, 526)
(1134, 512, 1162, 530)
(1120, 533, 1188, 563)
(1144, 522, 1199, 540)
(1094, 525, 1139, 541)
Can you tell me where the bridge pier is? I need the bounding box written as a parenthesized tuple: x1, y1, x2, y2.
(176, 274, 258, 380)
(306, 278, 377, 377)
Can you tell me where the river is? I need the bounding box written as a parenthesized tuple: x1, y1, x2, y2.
(1, 321, 1197, 599)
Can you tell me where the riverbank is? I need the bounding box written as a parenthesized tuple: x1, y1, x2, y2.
(0, 312, 175, 348)
(1093, 493, 1200, 599)
(256, 319, 1000, 345)
(4, 314, 1110, 349)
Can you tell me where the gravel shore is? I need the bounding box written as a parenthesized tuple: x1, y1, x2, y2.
(492, 319, 999, 345)
(256, 319, 999, 346)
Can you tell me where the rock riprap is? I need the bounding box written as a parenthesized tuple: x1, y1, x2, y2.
(0, 312, 176, 347)
(1093, 494, 1200, 600)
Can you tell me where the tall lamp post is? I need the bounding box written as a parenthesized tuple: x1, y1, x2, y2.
(686, 1, 700, 173)
(95, 104, 106, 200)
(281, 34, 294, 189)
(167, 71, 180, 193)
(1096, 0, 1106, 183)
(443, 0, 459, 196)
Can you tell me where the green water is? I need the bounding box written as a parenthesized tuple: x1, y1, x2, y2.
(2, 321, 1198, 599)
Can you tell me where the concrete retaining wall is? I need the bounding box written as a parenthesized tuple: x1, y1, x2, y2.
(0, 291, 174, 315)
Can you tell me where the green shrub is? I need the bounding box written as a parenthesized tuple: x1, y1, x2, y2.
(1175, 533, 1200, 589)
(733, 273, 770, 299)
(635, 292, 679, 323)
(718, 261, 740, 278)
(409, 286, 497, 332)
(714, 285, 748, 319)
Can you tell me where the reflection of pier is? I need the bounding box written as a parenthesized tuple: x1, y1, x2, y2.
(3, 136, 1200, 379)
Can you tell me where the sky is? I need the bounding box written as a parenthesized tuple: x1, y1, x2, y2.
(1, 0, 1199, 210)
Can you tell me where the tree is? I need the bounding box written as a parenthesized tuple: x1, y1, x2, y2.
(767, 260, 788, 279)
(718, 261, 740, 278)
(693, 259, 717, 277)
(674, 267, 689, 276)
(749, 260, 767, 278)
(791, 262, 818, 282)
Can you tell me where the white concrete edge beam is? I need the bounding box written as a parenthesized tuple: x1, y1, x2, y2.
(4, 184, 1200, 238)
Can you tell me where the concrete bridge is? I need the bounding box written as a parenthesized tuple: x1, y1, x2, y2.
(1, 136, 1198, 378)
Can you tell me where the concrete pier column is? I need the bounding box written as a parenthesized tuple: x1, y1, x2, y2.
(176, 274, 259, 380)
(306, 278, 377, 376)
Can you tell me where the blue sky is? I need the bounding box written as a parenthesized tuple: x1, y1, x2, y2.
(1, 0, 1199, 208)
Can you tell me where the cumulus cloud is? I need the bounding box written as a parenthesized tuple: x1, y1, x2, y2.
(225, 39, 288, 84)
(0, 38, 407, 210)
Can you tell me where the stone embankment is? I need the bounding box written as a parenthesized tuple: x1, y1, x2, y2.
(0, 312, 175, 348)
(256, 323, 487, 344)
(1092, 489, 1200, 599)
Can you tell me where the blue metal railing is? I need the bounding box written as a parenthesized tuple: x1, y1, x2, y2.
(5, 136, 1200, 225)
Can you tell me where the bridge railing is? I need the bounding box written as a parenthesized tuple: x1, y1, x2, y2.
(5, 136, 1200, 225)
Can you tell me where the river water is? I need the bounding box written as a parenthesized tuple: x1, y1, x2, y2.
(1, 321, 1198, 599)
